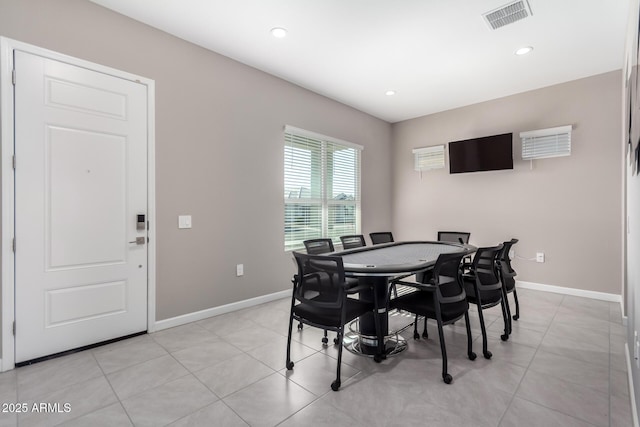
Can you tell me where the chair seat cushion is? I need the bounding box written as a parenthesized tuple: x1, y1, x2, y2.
(391, 291, 468, 323)
(293, 298, 372, 328)
(463, 281, 502, 305)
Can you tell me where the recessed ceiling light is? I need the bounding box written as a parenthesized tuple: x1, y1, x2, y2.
(271, 27, 287, 38)
(515, 46, 533, 56)
(385, 90, 396, 96)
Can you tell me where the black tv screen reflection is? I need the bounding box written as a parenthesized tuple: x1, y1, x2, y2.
(448, 133, 513, 174)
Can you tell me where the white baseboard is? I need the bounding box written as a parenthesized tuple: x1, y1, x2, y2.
(153, 289, 291, 332)
(517, 280, 621, 303)
(626, 343, 640, 427)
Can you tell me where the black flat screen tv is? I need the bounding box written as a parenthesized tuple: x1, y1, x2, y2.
(448, 133, 513, 174)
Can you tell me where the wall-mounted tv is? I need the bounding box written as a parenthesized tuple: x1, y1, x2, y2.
(448, 133, 513, 174)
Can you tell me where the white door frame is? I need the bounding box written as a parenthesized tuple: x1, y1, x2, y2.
(0, 37, 157, 371)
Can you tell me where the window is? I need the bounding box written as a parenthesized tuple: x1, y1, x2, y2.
(284, 126, 362, 251)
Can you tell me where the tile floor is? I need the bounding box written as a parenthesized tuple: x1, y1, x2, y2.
(0, 288, 634, 426)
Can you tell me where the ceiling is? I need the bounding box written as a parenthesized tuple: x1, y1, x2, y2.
(89, 0, 630, 123)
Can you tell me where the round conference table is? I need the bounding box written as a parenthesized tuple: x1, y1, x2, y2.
(334, 241, 475, 357)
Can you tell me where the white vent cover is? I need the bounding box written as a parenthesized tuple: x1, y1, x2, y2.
(483, 0, 533, 30)
(413, 145, 445, 172)
(520, 125, 572, 160)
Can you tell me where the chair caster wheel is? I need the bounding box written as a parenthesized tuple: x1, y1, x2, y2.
(373, 354, 383, 363)
(422, 332, 428, 339)
(334, 338, 340, 345)
(331, 380, 341, 391)
(513, 315, 519, 321)
(468, 352, 477, 361)
(413, 332, 420, 340)
(483, 350, 492, 359)
(443, 374, 452, 384)
(297, 323, 303, 330)
(501, 334, 509, 341)
(286, 361, 294, 370)
(322, 336, 328, 345)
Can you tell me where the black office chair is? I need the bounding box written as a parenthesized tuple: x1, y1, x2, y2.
(369, 232, 394, 245)
(286, 252, 382, 391)
(340, 235, 366, 249)
(462, 244, 510, 359)
(437, 231, 470, 244)
(303, 238, 335, 254)
(498, 239, 520, 322)
(299, 238, 336, 336)
(391, 252, 476, 384)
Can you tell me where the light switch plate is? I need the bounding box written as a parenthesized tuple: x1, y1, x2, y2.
(178, 215, 192, 229)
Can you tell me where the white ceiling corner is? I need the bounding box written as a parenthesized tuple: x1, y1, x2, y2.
(89, 0, 630, 123)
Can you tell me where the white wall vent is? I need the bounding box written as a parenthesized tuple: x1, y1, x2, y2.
(413, 145, 445, 178)
(483, 0, 533, 30)
(520, 125, 572, 160)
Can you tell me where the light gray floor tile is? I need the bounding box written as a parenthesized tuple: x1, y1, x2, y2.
(59, 402, 133, 427)
(197, 312, 256, 335)
(92, 334, 168, 374)
(18, 376, 117, 427)
(559, 296, 612, 321)
(1, 289, 634, 427)
(151, 323, 221, 353)
(516, 370, 609, 427)
(538, 332, 610, 368)
(552, 311, 612, 335)
(171, 340, 243, 372)
(283, 351, 360, 396)
(16, 352, 103, 401)
(168, 401, 249, 427)
(500, 397, 597, 427)
(610, 393, 634, 427)
(611, 367, 630, 398)
(106, 354, 189, 400)
(278, 398, 365, 427)
(220, 324, 287, 352)
(193, 352, 274, 398)
(528, 349, 610, 394)
(223, 373, 316, 427)
(246, 335, 317, 371)
(121, 375, 217, 427)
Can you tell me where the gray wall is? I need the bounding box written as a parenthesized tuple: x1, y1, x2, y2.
(0, 0, 393, 320)
(391, 71, 623, 294)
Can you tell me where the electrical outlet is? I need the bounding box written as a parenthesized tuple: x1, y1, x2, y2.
(236, 264, 244, 277)
(536, 252, 545, 263)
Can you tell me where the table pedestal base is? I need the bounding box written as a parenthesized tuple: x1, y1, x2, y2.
(343, 320, 407, 358)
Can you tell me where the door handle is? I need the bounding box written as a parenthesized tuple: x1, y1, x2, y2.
(129, 237, 146, 245)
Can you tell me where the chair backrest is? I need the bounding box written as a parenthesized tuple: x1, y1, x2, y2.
(303, 238, 335, 255)
(498, 238, 518, 290)
(340, 235, 366, 249)
(292, 252, 345, 309)
(470, 244, 503, 291)
(432, 251, 467, 305)
(369, 232, 394, 245)
(438, 231, 471, 244)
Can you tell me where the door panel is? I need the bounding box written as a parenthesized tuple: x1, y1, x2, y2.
(14, 50, 148, 363)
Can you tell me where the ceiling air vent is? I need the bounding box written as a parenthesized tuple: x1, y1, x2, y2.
(483, 0, 533, 30)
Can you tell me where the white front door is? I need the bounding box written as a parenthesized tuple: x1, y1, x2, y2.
(13, 50, 148, 363)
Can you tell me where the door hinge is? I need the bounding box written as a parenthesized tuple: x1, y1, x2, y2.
(12, 155, 16, 170)
(12, 238, 15, 253)
(12, 322, 15, 336)
(11, 69, 16, 86)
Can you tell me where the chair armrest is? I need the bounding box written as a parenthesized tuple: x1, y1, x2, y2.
(392, 279, 436, 292)
(343, 278, 372, 294)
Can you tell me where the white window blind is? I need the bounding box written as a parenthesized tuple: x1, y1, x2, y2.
(520, 125, 572, 160)
(284, 126, 362, 251)
(412, 145, 445, 171)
